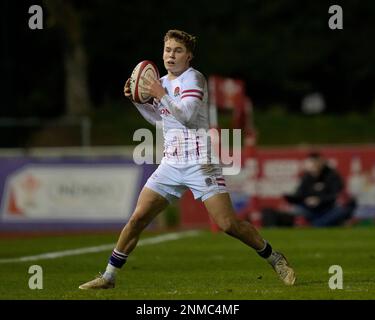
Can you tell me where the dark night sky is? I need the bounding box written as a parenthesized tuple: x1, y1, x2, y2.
(1, 0, 374, 118)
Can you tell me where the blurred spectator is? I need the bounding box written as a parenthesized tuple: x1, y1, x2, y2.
(283, 152, 356, 227)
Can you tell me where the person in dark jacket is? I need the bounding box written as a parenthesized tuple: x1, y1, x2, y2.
(284, 152, 356, 227)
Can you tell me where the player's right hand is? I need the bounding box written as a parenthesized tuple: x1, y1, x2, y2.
(124, 78, 132, 99)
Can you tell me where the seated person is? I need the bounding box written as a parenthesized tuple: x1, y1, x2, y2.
(283, 152, 356, 227)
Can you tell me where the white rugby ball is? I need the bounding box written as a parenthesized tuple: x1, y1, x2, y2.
(129, 60, 160, 103)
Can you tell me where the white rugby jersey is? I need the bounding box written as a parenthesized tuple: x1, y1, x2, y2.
(133, 67, 213, 165)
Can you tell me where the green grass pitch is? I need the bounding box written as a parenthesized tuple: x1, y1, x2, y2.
(0, 227, 374, 300)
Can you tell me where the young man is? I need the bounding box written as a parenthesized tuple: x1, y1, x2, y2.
(79, 29, 296, 290)
(284, 152, 355, 226)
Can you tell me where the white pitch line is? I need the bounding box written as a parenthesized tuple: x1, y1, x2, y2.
(0, 230, 200, 264)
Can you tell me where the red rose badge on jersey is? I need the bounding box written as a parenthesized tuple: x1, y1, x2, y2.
(174, 87, 180, 97)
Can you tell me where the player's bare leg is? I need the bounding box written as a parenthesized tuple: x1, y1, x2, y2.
(204, 193, 265, 249)
(115, 187, 169, 254)
(204, 192, 296, 286)
(79, 187, 168, 289)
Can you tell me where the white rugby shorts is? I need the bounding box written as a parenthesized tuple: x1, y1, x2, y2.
(145, 161, 228, 202)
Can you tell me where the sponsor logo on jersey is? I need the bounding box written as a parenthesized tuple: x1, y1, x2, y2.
(160, 108, 171, 115)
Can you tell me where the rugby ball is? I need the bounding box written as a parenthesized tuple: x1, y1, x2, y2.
(129, 60, 160, 103)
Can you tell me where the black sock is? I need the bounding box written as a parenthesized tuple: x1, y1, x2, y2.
(256, 241, 273, 259)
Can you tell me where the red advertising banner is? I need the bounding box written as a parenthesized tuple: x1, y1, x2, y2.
(180, 145, 375, 228)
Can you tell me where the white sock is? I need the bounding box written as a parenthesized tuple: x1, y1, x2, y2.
(103, 264, 118, 282)
(266, 251, 280, 265)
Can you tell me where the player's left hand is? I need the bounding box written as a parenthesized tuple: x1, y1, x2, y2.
(140, 75, 166, 100)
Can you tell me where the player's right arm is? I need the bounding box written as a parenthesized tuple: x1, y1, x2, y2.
(143, 71, 205, 125)
(124, 78, 161, 126)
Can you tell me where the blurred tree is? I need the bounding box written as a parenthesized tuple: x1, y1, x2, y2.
(44, 0, 92, 115)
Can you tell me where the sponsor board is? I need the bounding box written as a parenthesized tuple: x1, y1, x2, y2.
(1, 164, 142, 221)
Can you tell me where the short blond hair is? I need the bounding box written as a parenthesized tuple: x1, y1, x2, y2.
(164, 29, 196, 53)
